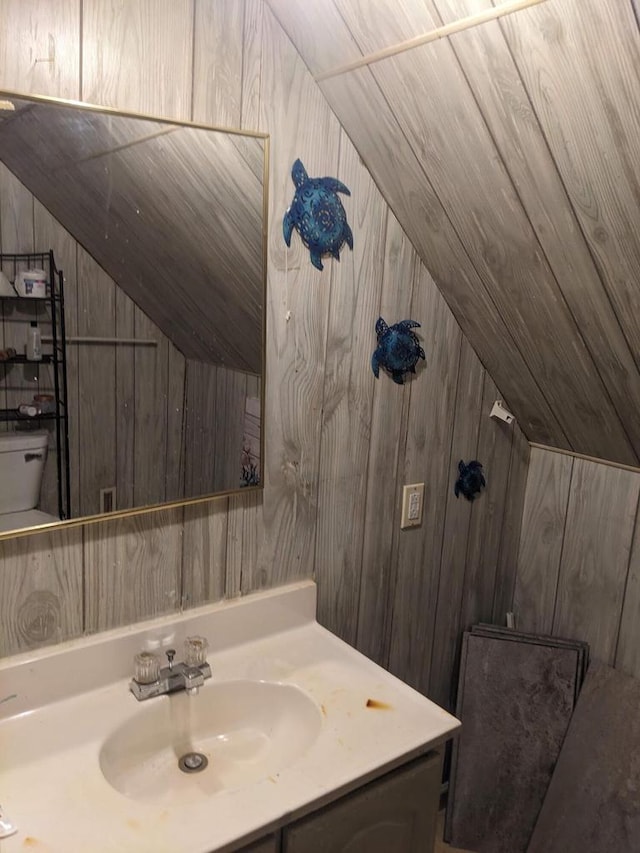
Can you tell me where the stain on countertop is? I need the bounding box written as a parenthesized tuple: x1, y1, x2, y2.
(366, 698, 393, 710)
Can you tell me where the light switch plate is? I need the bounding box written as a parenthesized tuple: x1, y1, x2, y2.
(401, 483, 424, 529)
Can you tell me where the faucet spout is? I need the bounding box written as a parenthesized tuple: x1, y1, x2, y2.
(184, 666, 205, 696)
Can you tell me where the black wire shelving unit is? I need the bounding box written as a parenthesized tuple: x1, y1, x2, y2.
(0, 251, 71, 521)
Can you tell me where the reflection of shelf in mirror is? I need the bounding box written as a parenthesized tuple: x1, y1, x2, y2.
(41, 335, 157, 346)
(0, 354, 53, 365)
(0, 248, 70, 521)
(0, 294, 50, 301)
(0, 409, 65, 422)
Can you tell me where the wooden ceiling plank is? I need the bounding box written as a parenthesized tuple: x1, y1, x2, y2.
(331, 0, 636, 463)
(320, 70, 570, 446)
(499, 0, 640, 378)
(265, 0, 365, 75)
(431, 0, 640, 459)
(268, 0, 568, 448)
(315, 0, 549, 81)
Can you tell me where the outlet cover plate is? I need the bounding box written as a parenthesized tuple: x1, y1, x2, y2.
(401, 483, 424, 529)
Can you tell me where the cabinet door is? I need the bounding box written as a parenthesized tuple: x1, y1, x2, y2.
(284, 752, 442, 853)
(233, 834, 279, 853)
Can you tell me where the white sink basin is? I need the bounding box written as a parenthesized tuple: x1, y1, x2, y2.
(99, 679, 322, 801)
(0, 582, 460, 853)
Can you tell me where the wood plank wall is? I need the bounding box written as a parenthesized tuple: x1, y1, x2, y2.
(513, 447, 640, 678)
(0, 0, 528, 709)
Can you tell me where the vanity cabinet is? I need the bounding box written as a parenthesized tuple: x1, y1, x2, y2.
(235, 751, 442, 853)
(238, 838, 279, 853)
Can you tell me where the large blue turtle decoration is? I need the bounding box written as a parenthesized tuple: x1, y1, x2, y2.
(454, 460, 486, 501)
(283, 159, 353, 271)
(371, 317, 426, 385)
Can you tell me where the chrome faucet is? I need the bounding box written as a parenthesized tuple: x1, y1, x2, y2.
(130, 636, 211, 701)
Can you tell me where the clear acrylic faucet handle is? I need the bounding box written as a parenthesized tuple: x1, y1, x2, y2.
(134, 651, 160, 684)
(184, 636, 209, 667)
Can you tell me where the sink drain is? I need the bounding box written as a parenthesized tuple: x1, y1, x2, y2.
(178, 752, 209, 774)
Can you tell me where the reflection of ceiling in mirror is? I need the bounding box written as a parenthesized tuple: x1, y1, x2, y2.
(0, 98, 265, 374)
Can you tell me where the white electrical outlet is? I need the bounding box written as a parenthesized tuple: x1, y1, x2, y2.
(401, 483, 425, 529)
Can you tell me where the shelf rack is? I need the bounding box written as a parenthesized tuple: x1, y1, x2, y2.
(0, 251, 70, 521)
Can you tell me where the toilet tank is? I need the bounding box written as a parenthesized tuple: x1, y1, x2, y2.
(0, 430, 49, 514)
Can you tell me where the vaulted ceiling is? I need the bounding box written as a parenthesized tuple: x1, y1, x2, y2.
(267, 0, 640, 466)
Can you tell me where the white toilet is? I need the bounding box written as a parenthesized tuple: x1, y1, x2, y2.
(0, 430, 60, 532)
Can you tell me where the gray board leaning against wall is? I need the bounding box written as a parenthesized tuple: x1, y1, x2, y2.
(0, 91, 267, 538)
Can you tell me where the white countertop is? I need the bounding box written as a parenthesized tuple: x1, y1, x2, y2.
(0, 582, 460, 852)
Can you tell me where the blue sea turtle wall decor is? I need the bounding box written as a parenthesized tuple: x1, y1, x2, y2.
(371, 317, 426, 385)
(454, 460, 486, 501)
(283, 159, 353, 271)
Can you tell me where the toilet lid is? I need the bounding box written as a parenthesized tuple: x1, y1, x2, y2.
(0, 430, 49, 452)
(0, 509, 60, 533)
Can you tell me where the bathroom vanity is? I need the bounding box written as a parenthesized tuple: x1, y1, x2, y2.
(0, 582, 459, 852)
(237, 752, 442, 852)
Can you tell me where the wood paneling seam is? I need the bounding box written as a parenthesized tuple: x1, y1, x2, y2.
(612, 490, 640, 666)
(491, 430, 520, 619)
(189, 0, 197, 122)
(448, 367, 486, 706)
(313, 158, 341, 585)
(239, 0, 248, 129)
(79, 0, 84, 100)
(350, 204, 390, 650)
(425, 330, 466, 691)
(549, 456, 575, 633)
(382, 251, 418, 670)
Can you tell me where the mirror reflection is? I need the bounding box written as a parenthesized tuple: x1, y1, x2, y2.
(0, 93, 266, 536)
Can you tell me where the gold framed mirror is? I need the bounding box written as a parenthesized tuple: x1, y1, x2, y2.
(0, 91, 268, 540)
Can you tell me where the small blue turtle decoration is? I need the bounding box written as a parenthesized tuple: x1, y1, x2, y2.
(454, 460, 486, 501)
(371, 317, 426, 385)
(283, 159, 353, 271)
